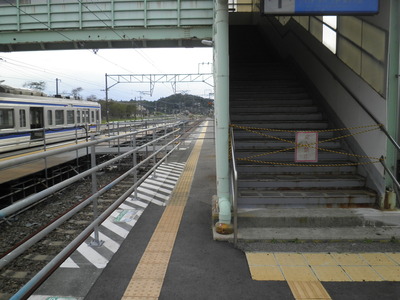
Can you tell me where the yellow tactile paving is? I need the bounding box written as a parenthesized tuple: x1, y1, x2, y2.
(386, 252, 400, 264)
(246, 252, 277, 266)
(303, 253, 337, 266)
(341, 266, 383, 281)
(331, 253, 368, 266)
(373, 266, 400, 281)
(140, 251, 171, 265)
(359, 253, 397, 266)
(281, 266, 318, 281)
(311, 266, 351, 282)
(121, 124, 207, 300)
(123, 278, 164, 298)
(250, 266, 285, 281)
(246, 252, 400, 283)
(246, 251, 400, 300)
(275, 253, 308, 266)
(287, 281, 331, 300)
(132, 263, 169, 279)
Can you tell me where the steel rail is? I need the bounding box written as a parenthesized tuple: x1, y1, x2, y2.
(0, 121, 174, 170)
(10, 139, 182, 300)
(0, 126, 180, 219)
(0, 132, 181, 269)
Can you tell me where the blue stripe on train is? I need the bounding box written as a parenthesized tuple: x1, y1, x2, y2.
(0, 100, 100, 109)
(0, 126, 95, 140)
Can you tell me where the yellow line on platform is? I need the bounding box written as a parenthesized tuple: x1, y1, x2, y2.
(121, 123, 207, 300)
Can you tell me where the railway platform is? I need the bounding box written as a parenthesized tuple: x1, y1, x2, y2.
(26, 120, 400, 300)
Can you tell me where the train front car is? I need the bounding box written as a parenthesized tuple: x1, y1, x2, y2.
(0, 93, 101, 153)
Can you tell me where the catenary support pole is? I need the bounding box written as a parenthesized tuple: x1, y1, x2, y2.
(214, 0, 233, 234)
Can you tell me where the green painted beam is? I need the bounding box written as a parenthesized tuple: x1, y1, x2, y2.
(0, 27, 212, 52)
(0, 0, 213, 52)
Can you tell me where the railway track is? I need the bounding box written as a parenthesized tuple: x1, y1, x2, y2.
(0, 118, 204, 299)
(0, 161, 145, 299)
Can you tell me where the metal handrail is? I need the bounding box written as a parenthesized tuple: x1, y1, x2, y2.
(230, 126, 238, 247)
(0, 122, 182, 219)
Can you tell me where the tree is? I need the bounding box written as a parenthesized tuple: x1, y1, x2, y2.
(86, 94, 98, 101)
(71, 87, 83, 99)
(23, 81, 46, 92)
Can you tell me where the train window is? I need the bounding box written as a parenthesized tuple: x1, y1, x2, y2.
(47, 110, 53, 126)
(91, 111, 94, 122)
(0, 108, 14, 129)
(55, 110, 64, 125)
(77, 111, 81, 123)
(67, 110, 75, 124)
(96, 111, 99, 122)
(19, 110, 27, 127)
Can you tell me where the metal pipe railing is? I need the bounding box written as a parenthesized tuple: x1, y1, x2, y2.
(9, 136, 182, 300)
(230, 126, 238, 247)
(0, 122, 181, 219)
(0, 131, 181, 271)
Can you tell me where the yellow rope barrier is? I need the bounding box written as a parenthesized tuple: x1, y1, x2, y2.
(230, 124, 382, 167)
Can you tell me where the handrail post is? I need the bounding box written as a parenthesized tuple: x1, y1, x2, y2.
(89, 134, 104, 247)
(132, 133, 138, 200)
(380, 156, 400, 208)
(230, 127, 238, 247)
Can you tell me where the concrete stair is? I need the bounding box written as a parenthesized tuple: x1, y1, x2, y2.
(229, 25, 378, 211)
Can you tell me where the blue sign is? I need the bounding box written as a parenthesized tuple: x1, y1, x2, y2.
(264, 0, 379, 15)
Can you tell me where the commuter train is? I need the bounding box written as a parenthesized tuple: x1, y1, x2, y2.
(0, 92, 101, 153)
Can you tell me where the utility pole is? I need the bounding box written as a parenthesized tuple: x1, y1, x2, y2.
(55, 78, 61, 97)
(105, 74, 109, 123)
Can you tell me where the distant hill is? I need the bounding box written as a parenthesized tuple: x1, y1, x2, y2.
(98, 93, 213, 120)
(147, 93, 213, 115)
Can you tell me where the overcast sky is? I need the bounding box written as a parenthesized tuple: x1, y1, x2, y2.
(0, 47, 213, 101)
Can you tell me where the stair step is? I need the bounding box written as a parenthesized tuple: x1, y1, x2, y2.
(232, 130, 337, 139)
(235, 151, 350, 161)
(233, 121, 329, 129)
(236, 208, 385, 228)
(230, 92, 310, 98)
(236, 227, 399, 242)
(237, 189, 377, 207)
(230, 106, 319, 113)
(234, 140, 341, 150)
(230, 97, 313, 104)
(236, 163, 357, 174)
(237, 174, 366, 189)
(231, 113, 324, 121)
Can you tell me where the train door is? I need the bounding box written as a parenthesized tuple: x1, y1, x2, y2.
(30, 107, 44, 140)
(82, 109, 89, 127)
